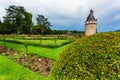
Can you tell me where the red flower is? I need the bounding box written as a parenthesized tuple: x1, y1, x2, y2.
(3, 48, 7, 52)
(0, 46, 3, 50)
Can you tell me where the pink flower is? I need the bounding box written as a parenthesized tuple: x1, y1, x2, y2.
(3, 48, 7, 52)
(0, 46, 3, 50)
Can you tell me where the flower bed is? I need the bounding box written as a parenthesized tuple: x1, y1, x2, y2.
(0, 46, 54, 77)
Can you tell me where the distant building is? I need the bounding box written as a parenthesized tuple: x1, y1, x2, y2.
(85, 9, 97, 36)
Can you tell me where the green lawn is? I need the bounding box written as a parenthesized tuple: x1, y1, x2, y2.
(0, 55, 46, 80)
(0, 41, 69, 60)
(0, 39, 70, 80)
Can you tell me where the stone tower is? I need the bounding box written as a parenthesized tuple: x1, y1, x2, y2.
(85, 9, 97, 36)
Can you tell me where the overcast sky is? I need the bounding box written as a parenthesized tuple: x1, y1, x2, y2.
(0, 0, 120, 32)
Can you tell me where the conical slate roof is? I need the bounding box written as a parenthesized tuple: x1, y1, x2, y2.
(86, 9, 97, 21)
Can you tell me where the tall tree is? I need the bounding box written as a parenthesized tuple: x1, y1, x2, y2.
(3, 18, 12, 34)
(0, 19, 3, 34)
(35, 14, 51, 34)
(4, 5, 33, 34)
(21, 12, 32, 34)
(0, 19, 2, 24)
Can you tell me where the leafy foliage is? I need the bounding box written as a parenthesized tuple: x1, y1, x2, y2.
(0, 34, 72, 48)
(49, 32, 120, 80)
(33, 14, 51, 34)
(0, 5, 54, 34)
(0, 38, 71, 49)
(2, 5, 33, 34)
(0, 5, 85, 35)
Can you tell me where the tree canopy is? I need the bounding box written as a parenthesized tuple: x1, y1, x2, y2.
(33, 14, 52, 34)
(0, 5, 84, 35)
(0, 5, 53, 34)
(2, 5, 32, 34)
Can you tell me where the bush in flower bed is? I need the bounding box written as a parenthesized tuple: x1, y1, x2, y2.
(0, 46, 54, 77)
(49, 32, 120, 80)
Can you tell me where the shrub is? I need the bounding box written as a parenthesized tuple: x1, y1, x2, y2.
(49, 32, 120, 80)
(0, 39, 71, 48)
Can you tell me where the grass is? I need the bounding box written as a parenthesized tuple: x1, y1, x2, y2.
(0, 41, 69, 60)
(0, 55, 46, 80)
(0, 35, 70, 80)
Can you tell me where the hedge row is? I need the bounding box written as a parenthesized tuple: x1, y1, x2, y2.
(0, 39, 71, 48)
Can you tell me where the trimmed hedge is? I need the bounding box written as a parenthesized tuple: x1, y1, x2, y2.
(0, 39, 71, 48)
(49, 32, 120, 80)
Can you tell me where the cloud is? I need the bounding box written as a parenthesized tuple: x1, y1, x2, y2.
(111, 14, 120, 21)
(0, 0, 120, 31)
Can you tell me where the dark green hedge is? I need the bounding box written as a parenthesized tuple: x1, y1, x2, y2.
(49, 32, 120, 80)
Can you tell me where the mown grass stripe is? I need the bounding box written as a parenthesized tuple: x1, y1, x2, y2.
(0, 55, 46, 80)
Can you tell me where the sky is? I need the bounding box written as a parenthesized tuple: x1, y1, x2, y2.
(0, 0, 120, 32)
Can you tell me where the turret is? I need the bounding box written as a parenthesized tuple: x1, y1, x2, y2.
(85, 9, 97, 36)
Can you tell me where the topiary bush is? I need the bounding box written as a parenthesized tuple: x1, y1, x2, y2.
(49, 32, 120, 80)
